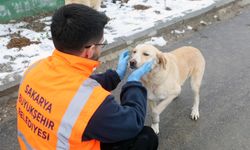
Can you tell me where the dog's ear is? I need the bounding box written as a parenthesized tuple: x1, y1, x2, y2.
(157, 53, 167, 69)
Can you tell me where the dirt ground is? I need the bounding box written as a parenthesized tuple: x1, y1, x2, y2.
(0, 97, 16, 126)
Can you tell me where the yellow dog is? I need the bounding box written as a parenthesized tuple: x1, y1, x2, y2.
(130, 44, 206, 134)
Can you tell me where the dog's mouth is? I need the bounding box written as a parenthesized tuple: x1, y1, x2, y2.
(129, 60, 138, 69)
(129, 65, 137, 69)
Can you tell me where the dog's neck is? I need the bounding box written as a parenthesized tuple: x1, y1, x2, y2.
(142, 62, 169, 84)
(141, 56, 179, 85)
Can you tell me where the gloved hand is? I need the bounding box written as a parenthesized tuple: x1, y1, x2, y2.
(127, 60, 154, 82)
(116, 50, 130, 80)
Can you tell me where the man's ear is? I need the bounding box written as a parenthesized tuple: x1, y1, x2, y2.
(81, 45, 95, 59)
(156, 53, 167, 69)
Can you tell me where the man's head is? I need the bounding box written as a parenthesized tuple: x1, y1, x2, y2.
(51, 4, 108, 60)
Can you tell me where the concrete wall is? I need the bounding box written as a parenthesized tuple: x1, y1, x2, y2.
(0, 0, 64, 22)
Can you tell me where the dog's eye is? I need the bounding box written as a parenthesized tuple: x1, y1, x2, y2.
(143, 53, 149, 56)
(133, 51, 136, 54)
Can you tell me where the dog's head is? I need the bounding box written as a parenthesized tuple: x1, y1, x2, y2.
(129, 44, 167, 69)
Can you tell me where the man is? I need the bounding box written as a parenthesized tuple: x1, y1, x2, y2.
(16, 4, 158, 150)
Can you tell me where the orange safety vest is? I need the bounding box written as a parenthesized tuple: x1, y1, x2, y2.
(16, 49, 110, 150)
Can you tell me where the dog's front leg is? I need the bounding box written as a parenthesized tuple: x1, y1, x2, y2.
(149, 100, 160, 134)
(154, 94, 179, 115)
(149, 94, 178, 134)
(151, 94, 179, 133)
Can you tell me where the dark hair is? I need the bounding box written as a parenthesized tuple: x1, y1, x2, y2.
(51, 4, 108, 53)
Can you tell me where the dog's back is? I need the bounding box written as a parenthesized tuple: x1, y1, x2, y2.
(170, 46, 205, 85)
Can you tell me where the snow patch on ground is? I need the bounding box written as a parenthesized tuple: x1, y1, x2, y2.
(145, 37, 167, 46)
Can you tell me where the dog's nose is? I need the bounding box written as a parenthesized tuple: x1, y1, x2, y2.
(129, 60, 137, 68)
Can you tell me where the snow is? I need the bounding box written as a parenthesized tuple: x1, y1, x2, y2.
(0, 0, 215, 81)
(145, 37, 167, 46)
(104, 0, 214, 42)
(171, 29, 185, 34)
(187, 25, 193, 30)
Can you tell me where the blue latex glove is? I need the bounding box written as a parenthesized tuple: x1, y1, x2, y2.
(116, 50, 130, 80)
(127, 61, 154, 82)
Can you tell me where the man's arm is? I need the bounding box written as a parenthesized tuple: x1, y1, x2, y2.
(82, 81, 147, 143)
(90, 69, 121, 91)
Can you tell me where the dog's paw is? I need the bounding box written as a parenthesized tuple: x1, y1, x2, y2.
(151, 123, 160, 134)
(191, 109, 199, 120)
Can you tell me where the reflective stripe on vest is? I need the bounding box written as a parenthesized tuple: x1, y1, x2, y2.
(57, 78, 100, 149)
(18, 130, 33, 150)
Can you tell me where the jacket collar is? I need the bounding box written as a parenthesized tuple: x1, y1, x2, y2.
(52, 49, 100, 76)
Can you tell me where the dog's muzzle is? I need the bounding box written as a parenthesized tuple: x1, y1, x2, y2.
(129, 60, 137, 69)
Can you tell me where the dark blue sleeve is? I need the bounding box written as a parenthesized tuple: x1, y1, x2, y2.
(82, 81, 147, 143)
(90, 69, 121, 91)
